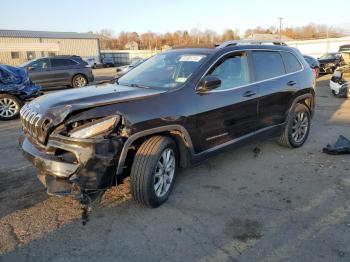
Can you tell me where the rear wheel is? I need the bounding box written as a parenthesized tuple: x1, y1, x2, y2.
(0, 94, 22, 120)
(277, 103, 311, 148)
(72, 74, 87, 88)
(130, 136, 177, 207)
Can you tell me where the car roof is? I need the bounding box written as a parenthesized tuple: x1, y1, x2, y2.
(35, 55, 82, 59)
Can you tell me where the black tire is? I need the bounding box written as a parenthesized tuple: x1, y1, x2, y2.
(130, 136, 177, 207)
(277, 103, 311, 148)
(72, 74, 88, 88)
(0, 94, 22, 120)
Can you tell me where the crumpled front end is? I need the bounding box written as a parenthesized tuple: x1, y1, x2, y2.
(18, 102, 126, 196)
(19, 133, 124, 196)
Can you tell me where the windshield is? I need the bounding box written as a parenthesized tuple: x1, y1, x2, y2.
(130, 59, 144, 67)
(118, 52, 208, 89)
(319, 53, 336, 59)
(20, 59, 37, 67)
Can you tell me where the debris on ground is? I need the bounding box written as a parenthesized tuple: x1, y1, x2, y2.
(323, 135, 350, 155)
(253, 146, 261, 158)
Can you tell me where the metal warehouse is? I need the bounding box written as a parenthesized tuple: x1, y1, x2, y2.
(0, 29, 100, 66)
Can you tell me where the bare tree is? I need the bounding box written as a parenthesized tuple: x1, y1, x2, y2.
(94, 23, 345, 50)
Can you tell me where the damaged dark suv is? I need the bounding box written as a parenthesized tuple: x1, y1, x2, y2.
(19, 41, 315, 207)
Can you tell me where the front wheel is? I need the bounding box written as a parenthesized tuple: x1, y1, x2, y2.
(130, 136, 177, 207)
(72, 74, 87, 88)
(277, 103, 311, 148)
(0, 94, 22, 120)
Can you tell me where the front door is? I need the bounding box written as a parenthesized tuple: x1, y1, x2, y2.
(193, 51, 258, 152)
(26, 58, 54, 87)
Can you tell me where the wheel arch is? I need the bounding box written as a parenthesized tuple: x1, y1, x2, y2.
(116, 125, 194, 176)
(289, 92, 315, 117)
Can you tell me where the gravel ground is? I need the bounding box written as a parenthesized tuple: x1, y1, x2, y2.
(0, 75, 349, 262)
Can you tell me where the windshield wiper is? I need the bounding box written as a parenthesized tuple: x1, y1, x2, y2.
(98, 77, 119, 85)
(124, 83, 150, 89)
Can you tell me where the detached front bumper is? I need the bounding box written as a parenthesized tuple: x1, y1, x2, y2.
(19, 134, 124, 196)
(330, 80, 341, 94)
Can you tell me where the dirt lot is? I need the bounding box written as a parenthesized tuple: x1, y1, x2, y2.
(0, 75, 349, 262)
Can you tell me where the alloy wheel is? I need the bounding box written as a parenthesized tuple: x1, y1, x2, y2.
(154, 148, 175, 198)
(291, 111, 309, 143)
(0, 97, 19, 118)
(74, 76, 87, 87)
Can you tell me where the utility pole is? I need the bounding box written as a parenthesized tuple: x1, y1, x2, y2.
(197, 23, 200, 45)
(326, 26, 330, 53)
(277, 17, 284, 40)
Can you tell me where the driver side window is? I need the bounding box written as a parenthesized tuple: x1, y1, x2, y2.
(208, 52, 250, 90)
(29, 59, 49, 71)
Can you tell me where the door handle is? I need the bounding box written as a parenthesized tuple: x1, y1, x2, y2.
(243, 90, 256, 97)
(287, 80, 296, 86)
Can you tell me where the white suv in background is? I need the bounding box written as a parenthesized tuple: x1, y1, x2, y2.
(330, 51, 350, 98)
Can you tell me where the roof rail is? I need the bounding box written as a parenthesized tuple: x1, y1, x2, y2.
(216, 40, 287, 49)
(52, 55, 81, 57)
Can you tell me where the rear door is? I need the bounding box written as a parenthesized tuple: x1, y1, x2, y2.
(194, 51, 258, 152)
(50, 58, 78, 85)
(26, 58, 53, 86)
(252, 50, 302, 130)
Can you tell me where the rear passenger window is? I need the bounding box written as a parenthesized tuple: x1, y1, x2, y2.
(51, 59, 77, 67)
(252, 51, 285, 81)
(281, 52, 303, 73)
(208, 52, 250, 90)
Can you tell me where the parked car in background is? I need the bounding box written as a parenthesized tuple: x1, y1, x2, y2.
(102, 57, 115, 67)
(84, 57, 98, 68)
(330, 51, 350, 97)
(19, 42, 315, 207)
(0, 65, 41, 120)
(21, 55, 94, 89)
(303, 55, 320, 78)
(116, 58, 146, 78)
(339, 44, 350, 52)
(317, 52, 342, 74)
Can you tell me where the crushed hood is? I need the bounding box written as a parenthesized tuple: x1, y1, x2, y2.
(26, 84, 165, 123)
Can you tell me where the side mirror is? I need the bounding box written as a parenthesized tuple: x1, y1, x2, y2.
(196, 75, 221, 93)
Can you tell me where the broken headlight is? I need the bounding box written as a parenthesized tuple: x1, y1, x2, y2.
(69, 116, 120, 139)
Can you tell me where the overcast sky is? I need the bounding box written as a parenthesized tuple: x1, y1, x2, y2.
(1, 0, 349, 35)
